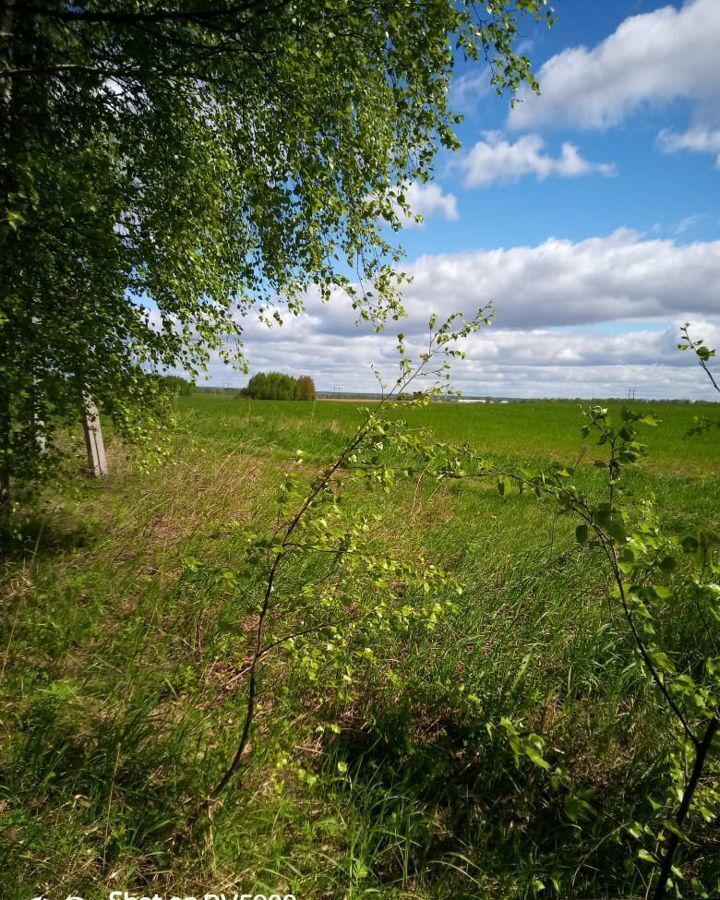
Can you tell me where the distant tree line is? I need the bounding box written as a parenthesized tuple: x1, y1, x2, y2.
(240, 372, 316, 401)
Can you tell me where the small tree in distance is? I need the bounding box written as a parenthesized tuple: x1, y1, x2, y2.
(241, 372, 315, 401)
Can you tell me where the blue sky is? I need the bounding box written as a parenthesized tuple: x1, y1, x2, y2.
(210, 0, 720, 399)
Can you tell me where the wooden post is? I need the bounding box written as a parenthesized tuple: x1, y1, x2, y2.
(82, 398, 108, 476)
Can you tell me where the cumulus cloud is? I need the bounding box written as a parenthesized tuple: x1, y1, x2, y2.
(454, 323, 720, 370)
(508, 0, 720, 131)
(454, 320, 720, 399)
(658, 126, 720, 167)
(449, 66, 493, 112)
(218, 229, 720, 341)
(201, 231, 720, 399)
(204, 318, 720, 400)
(460, 132, 615, 186)
(380, 229, 720, 332)
(233, 230, 720, 342)
(392, 180, 459, 227)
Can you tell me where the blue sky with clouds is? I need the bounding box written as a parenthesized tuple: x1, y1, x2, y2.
(208, 0, 720, 399)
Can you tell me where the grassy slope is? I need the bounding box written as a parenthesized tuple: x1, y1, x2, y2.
(1, 396, 718, 899)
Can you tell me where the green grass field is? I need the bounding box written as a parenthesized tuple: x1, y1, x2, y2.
(1, 395, 719, 899)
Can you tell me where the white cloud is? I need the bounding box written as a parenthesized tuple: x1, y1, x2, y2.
(508, 0, 720, 131)
(403, 180, 459, 225)
(204, 317, 720, 400)
(197, 230, 720, 398)
(389, 181, 458, 228)
(388, 230, 720, 332)
(672, 213, 706, 235)
(449, 67, 493, 112)
(658, 126, 720, 167)
(460, 132, 615, 186)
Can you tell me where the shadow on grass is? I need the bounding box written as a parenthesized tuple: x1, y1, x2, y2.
(0, 503, 101, 562)
(0, 690, 206, 894)
(321, 704, 647, 898)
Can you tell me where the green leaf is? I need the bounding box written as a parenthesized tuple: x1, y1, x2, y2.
(523, 743, 550, 770)
(497, 475, 512, 498)
(6, 209, 26, 230)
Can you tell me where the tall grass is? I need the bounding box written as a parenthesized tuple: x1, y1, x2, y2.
(1, 396, 718, 898)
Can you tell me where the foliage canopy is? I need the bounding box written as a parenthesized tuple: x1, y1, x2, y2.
(0, 0, 552, 491)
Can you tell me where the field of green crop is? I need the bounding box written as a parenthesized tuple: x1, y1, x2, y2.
(1, 395, 719, 899)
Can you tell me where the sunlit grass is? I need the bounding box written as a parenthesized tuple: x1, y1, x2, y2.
(1, 394, 718, 898)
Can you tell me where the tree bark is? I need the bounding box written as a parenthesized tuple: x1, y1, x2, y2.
(0, 0, 14, 504)
(82, 397, 108, 476)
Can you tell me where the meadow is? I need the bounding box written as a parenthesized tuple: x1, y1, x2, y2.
(1, 395, 719, 899)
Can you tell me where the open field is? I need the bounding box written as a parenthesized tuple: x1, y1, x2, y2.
(1, 396, 719, 899)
